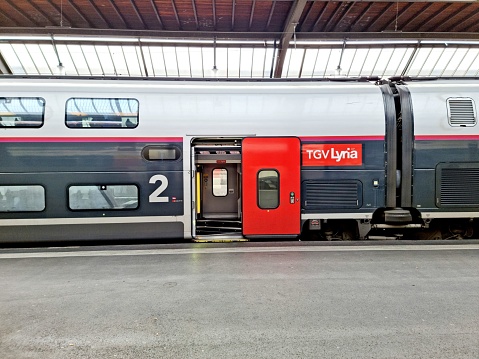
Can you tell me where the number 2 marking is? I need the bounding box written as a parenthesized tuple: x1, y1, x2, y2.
(149, 175, 169, 203)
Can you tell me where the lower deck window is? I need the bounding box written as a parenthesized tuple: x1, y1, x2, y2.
(69, 185, 138, 210)
(0, 185, 45, 212)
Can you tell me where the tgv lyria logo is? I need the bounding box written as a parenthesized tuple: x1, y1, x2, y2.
(302, 144, 362, 166)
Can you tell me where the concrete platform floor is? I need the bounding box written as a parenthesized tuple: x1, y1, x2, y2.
(1, 241, 479, 358)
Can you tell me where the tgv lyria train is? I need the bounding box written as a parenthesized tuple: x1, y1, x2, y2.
(0, 76, 478, 242)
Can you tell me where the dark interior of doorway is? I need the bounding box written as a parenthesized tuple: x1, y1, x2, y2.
(193, 138, 243, 236)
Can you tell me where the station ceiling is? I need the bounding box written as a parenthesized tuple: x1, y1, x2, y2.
(1, 0, 479, 79)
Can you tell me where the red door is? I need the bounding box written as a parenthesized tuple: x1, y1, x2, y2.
(242, 137, 301, 237)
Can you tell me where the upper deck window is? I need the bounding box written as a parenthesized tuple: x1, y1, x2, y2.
(66, 98, 139, 128)
(0, 97, 45, 128)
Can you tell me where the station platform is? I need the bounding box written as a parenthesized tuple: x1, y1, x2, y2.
(1, 241, 478, 359)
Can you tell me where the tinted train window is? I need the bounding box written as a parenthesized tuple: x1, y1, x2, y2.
(0, 97, 45, 128)
(0, 185, 45, 212)
(65, 98, 139, 128)
(68, 185, 139, 210)
(258, 170, 279, 209)
(142, 146, 181, 161)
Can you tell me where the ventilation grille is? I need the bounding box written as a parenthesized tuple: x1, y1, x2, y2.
(303, 181, 361, 209)
(439, 168, 479, 207)
(447, 98, 476, 127)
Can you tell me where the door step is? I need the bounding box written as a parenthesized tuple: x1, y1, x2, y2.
(193, 234, 249, 243)
(195, 219, 242, 236)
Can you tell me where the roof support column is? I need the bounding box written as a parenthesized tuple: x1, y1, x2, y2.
(273, 0, 307, 78)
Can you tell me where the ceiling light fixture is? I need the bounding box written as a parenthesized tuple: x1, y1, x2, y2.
(51, 35, 65, 76)
(212, 36, 218, 76)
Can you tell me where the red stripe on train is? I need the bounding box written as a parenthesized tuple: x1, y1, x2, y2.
(415, 135, 479, 141)
(0, 135, 388, 143)
(0, 137, 183, 143)
(300, 135, 384, 141)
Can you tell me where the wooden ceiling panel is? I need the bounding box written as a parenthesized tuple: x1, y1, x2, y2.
(81, 0, 116, 28)
(58, 0, 94, 28)
(213, 0, 234, 31)
(264, 1, 291, 32)
(363, 2, 398, 32)
(174, 0, 199, 31)
(1, 1, 479, 41)
(309, 1, 333, 32)
(247, 1, 277, 32)
(346, 2, 374, 32)
(120, 0, 150, 29)
(300, 2, 328, 33)
(195, 1, 215, 31)
(402, 2, 444, 32)
(152, 0, 182, 31)
(0, 5, 21, 27)
(443, 5, 479, 32)
(321, 2, 344, 32)
(233, 0, 255, 32)
(327, 2, 356, 32)
(0, 1, 40, 27)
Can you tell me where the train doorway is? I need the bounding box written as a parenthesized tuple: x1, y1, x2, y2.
(191, 137, 301, 239)
(192, 139, 242, 236)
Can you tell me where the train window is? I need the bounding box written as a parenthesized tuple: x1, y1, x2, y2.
(142, 146, 181, 161)
(0, 185, 45, 212)
(68, 185, 139, 210)
(212, 168, 228, 197)
(65, 98, 139, 128)
(257, 170, 279, 209)
(447, 98, 477, 127)
(0, 97, 45, 128)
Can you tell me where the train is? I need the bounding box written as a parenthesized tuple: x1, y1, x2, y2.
(0, 76, 478, 243)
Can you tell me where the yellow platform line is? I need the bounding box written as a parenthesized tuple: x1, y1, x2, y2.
(193, 238, 249, 243)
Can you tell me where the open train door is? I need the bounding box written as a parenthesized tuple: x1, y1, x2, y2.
(242, 137, 301, 238)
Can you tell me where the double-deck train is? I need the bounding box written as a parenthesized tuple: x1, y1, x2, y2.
(0, 76, 478, 242)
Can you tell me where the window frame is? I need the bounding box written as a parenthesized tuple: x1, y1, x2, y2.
(65, 97, 139, 129)
(142, 145, 182, 161)
(0, 185, 46, 212)
(68, 184, 139, 211)
(0, 97, 45, 128)
(257, 169, 280, 209)
(212, 168, 228, 197)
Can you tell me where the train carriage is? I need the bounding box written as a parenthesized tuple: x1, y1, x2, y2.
(0, 76, 478, 242)
(396, 79, 479, 239)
